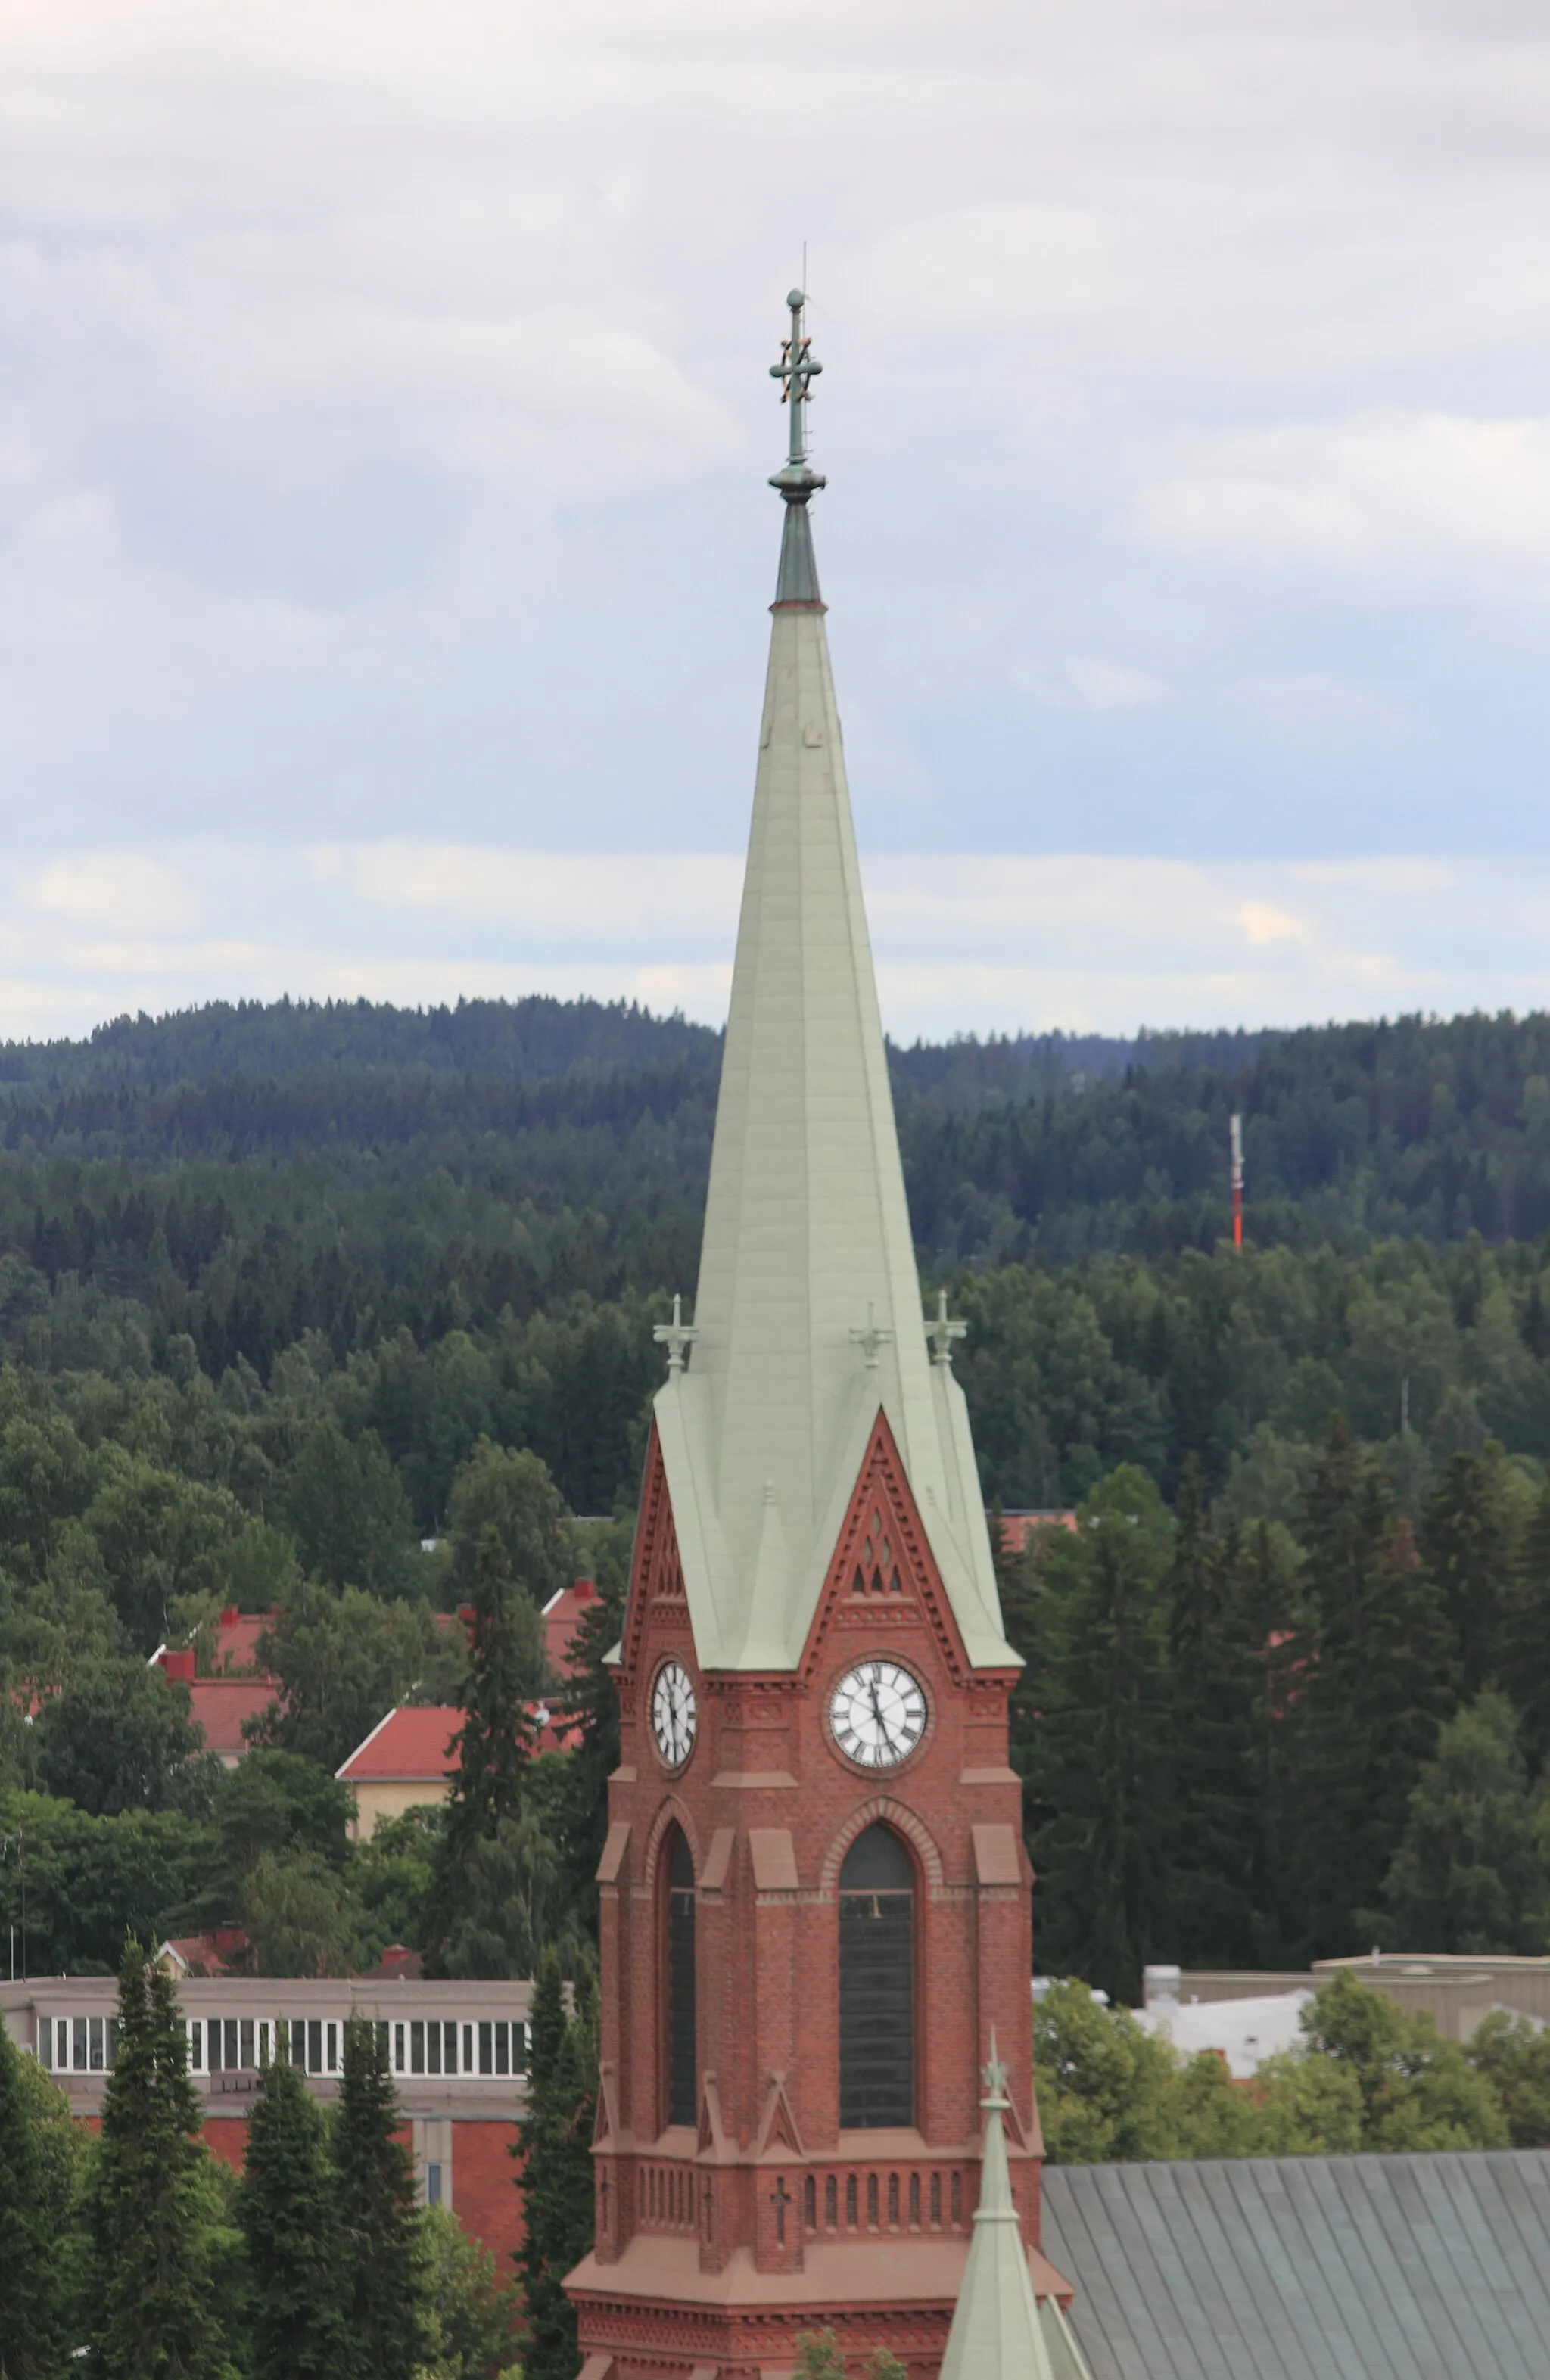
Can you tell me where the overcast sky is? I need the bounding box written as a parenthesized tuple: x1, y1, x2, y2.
(4, 0, 1550, 1042)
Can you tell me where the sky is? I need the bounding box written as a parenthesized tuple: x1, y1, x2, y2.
(4, 0, 1550, 1044)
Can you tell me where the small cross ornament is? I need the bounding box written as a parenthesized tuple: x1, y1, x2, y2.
(926, 1289, 967, 1367)
(652, 1293, 699, 1374)
(849, 1300, 895, 1370)
(769, 288, 823, 472)
(982, 2026, 1010, 2105)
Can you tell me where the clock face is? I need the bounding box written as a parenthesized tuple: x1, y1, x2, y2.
(651, 1659, 697, 1769)
(829, 1660, 927, 1769)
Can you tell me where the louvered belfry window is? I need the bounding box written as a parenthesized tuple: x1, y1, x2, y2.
(839, 1823, 914, 2127)
(666, 1828, 697, 2126)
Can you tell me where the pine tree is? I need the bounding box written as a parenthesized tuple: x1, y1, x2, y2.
(428, 1523, 540, 1976)
(86, 1941, 223, 2380)
(1503, 1479, 1550, 1774)
(1026, 1467, 1174, 2003)
(335, 2018, 422, 2380)
(1166, 1461, 1259, 1965)
(1421, 1442, 1520, 1697)
(1296, 1419, 1459, 1950)
(238, 2046, 346, 2380)
(0, 2012, 59, 2380)
(1231, 1520, 1312, 1965)
(516, 1946, 598, 2380)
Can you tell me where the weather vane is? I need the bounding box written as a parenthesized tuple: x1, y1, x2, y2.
(769, 288, 826, 498)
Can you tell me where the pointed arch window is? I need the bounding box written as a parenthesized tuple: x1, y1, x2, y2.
(838, 1823, 914, 2128)
(665, 1828, 696, 2127)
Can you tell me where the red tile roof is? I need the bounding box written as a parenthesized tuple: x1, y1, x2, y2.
(338, 1705, 462, 1784)
(999, 1509, 1079, 1553)
(188, 1678, 278, 1759)
(543, 1578, 599, 1679)
(336, 1698, 583, 1783)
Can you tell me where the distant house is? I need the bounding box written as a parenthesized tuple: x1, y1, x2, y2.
(542, 1576, 600, 1679)
(338, 1699, 583, 1843)
(149, 1605, 280, 1768)
(999, 1509, 1079, 1554)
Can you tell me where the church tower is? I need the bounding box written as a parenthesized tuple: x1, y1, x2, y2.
(567, 294, 1065, 2379)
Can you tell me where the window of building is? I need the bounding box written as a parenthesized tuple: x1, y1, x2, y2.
(239, 2019, 254, 2069)
(394, 2023, 406, 2074)
(463, 2023, 473, 2074)
(426, 2163, 442, 2208)
(308, 2019, 322, 2074)
(325, 2022, 338, 2073)
(427, 2021, 441, 2076)
(73, 2017, 88, 2072)
(665, 1828, 696, 2128)
(512, 2020, 528, 2074)
(838, 1823, 914, 2129)
(411, 2021, 425, 2075)
(257, 2021, 271, 2067)
(188, 2021, 203, 2072)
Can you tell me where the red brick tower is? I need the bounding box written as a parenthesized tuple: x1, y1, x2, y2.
(567, 294, 1063, 2380)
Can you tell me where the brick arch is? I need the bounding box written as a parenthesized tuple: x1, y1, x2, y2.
(643, 1795, 702, 1888)
(818, 1797, 945, 1895)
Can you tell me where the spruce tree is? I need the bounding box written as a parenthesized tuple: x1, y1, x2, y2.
(1026, 1467, 1174, 2003)
(0, 2011, 59, 2380)
(428, 1523, 540, 1976)
(1503, 1479, 1550, 1774)
(1231, 1519, 1312, 1965)
(516, 1946, 598, 2380)
(1382, 1690, 1550, 1955)
(86, 1941, 223, 2380)
(335, 2018, 422, 2380)
(238, 2046, 346, 2380)
(1166, 1461, 1258, 1965)
(1296, 1418, 1458, 1950)
(1421, 1442, 1520, 1697)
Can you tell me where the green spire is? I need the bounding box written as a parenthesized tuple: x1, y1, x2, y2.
(769, 286, 826, 606)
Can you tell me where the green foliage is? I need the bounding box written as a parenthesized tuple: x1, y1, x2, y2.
(238, 2049, 347, 2380)
(0, 2012, 64, 2378)
(0, 1791, 206, 1973)
(792, 2334, 848, 2380)
(428, 1500, 555, 1978)
(1300, 1969, 1508, 2150)
(241, 1847, 376, 1979)
(1383, 1691, 1550, 1952)
(335, 2017, 424, 2380)
(447, 1442, 574, 1616)
(1464, 2010, 1550, 2146)
(516, 1946, 598, 2380)
(413, 2206, 523, 2380)
(1035, 1973, 1504, 2164)
(34, 1657, 216, 1817)
(1025, 1468, 1175, 2002)
(279, 1417, 413, 1597)
(247, 1584, 455, 1773)
(85, 1942, 229, 2378)
(207, 1749, 353, 1912)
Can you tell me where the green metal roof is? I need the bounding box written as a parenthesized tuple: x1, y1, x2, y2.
(1041, 2151, 1550, 2380)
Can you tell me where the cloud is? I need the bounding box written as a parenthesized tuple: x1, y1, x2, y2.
(22, 853, 195, 932)
(1, 839, 1549, 1045)
(1141, 412, 1550, 590)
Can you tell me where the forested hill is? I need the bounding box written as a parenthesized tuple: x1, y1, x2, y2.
(2, 996, 1550, 1260)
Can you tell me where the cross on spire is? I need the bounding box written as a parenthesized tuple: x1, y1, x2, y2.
(926, 1288, 967, 1367)
(768, 288, 826, 502)
(849, 1300, 895, 1371)
(981, 2026, 1010, 2107)
(653, 1293, 699, 1375)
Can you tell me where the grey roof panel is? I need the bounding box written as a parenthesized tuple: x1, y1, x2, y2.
(1041, 2152, 1550, 2380)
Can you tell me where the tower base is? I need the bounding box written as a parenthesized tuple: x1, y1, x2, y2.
(568, 2234, 1073, 2378)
